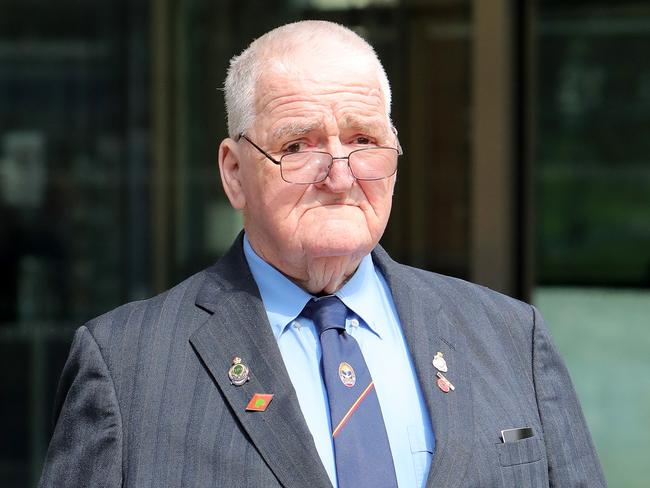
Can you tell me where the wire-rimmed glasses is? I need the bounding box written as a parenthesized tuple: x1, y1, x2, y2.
(238, 134, 401, 184)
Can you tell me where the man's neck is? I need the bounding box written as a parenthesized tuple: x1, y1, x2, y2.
(293, 254, 361, 295)
(245, 235, 363, 295)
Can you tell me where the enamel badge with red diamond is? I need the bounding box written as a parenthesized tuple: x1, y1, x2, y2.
(246, 393, 273, 411)
(436, 372, 455, 393)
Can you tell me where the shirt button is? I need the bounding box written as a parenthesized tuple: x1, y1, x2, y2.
(292, 320, 301, 329)
(349, 318, 359, 328)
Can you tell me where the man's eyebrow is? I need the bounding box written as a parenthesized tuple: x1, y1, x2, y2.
(271, 117, 388, 141)
(272, 121, 324, 141)
(339, 115, 387, 135)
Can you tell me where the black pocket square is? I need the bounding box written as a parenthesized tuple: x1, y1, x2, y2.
(501, 427, 534, 443)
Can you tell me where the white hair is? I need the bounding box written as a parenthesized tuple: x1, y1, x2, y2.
(223, 20, 392, 139)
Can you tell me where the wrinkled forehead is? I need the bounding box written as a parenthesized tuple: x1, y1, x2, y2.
(252, 74, 388, 144)
(250, 47, 388, 134)
(258, 38, 384, 96)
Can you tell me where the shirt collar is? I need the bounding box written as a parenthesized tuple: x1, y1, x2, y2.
(243, 234, 387, 339)
(243, 235, 312, 340)
(335, 252, 386, 339)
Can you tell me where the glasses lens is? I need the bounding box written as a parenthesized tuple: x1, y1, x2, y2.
(349, 147, 398, 180)
(280, 152, 331, 184)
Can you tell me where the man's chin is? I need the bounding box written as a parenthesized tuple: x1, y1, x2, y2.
(302, 231, 375, 259)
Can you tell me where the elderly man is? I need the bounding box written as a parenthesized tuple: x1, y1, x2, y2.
(39, 21, 606, 488)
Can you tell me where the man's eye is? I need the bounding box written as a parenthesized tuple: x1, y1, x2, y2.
(284, 142, 304, 153)
(353, 136, 372, 145)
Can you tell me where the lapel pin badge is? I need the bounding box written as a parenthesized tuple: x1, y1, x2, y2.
(228, 356, 250, 386)
(246, 393, 274, 412)
(432, 351, 448, 373)
(436, 372, 455, 393)
(338, 362, 356, 387)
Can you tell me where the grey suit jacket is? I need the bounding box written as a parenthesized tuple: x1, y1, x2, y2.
(39, 235, 607, 487)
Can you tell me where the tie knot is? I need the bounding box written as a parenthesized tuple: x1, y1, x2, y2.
(302, 296, 348, 335)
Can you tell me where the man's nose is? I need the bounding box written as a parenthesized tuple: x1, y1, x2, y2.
(320, 155, 355, 192)
(317, 139, 355, 192)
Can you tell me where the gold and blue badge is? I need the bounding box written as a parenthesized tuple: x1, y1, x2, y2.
(338, 362, 356, 387)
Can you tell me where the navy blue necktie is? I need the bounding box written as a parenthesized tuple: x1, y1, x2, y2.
(302, 296, 398, 488)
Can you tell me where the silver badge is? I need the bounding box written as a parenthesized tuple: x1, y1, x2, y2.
(228, 357, 250, 386)
(432, 352, 448, 373)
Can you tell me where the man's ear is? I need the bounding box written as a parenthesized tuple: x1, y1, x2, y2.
(218, 138, 246, 209)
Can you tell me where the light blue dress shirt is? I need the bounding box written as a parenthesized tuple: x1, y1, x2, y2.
(243, 235, 434, 488)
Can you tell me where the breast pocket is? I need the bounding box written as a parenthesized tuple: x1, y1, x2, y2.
(495, 435, 544, 466)
(408, 425, 434, 484)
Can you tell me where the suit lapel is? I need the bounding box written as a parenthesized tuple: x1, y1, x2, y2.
(190, 237, 476, 487)
(373, 247, 475, 488)
(190, 237, 331, 488)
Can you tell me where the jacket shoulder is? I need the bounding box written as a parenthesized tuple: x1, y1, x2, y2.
(388, 259, 532, 315)
(82, 269, 211, 354)
(373, 248, 538, 343)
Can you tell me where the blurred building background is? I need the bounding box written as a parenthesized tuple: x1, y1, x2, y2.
(0, 0, 648, 486)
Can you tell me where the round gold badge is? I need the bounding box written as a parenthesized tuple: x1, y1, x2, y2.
(338, 362, 356, 387)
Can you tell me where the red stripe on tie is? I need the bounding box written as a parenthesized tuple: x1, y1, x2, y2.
(331, 382, 375, 438)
